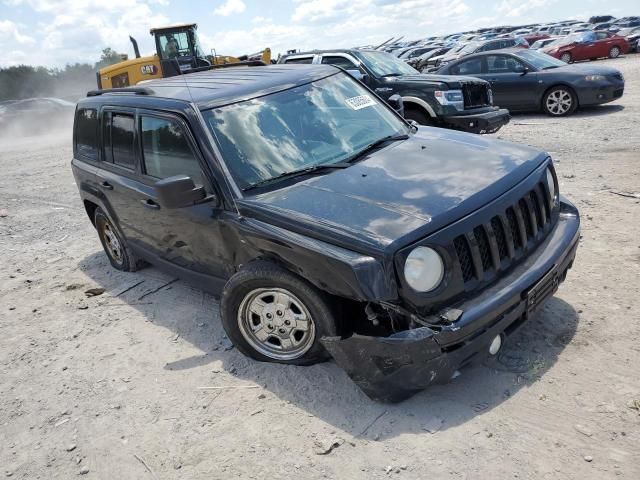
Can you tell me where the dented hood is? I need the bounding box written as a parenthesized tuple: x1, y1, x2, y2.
(238, 128, 548, 253)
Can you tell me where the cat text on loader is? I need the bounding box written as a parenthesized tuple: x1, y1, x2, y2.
(96, 23, 271, 89)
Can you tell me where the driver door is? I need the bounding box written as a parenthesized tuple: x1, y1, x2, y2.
(482, 54, 539, 110)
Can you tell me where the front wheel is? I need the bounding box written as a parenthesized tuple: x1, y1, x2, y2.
(220, 262, 339, 365)
(543, 86, 577, 116)
(609, 46, 621, 59)
(403, 108, 433, 126)
(560, 52, 572, 63)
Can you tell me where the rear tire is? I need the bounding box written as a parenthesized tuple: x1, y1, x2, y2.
(542, 86, 577, 116)
(609, 46, 621, 58)
(560, 52, 572, 63)
(220, 261, 339, 366)
(95, 208, 146, 272)
(403, 108, 433, 126)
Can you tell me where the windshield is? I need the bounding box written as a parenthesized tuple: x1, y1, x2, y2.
(514, 49, 567, 69)
(355, 51, 418, 76)
(203, 73, 408, 190)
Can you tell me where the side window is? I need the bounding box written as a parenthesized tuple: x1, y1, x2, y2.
(75, 108, 98, 160)
(104, 112, 136, 170)
(450, 57, 483, 75)
(321, 55, 358, 70)
(486, 55, 524, 74)
(141, 116, 203, 186)
(284, 56, 313, 64)
(595, 32, 609, 40)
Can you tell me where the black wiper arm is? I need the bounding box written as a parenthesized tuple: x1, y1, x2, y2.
(380, 73, 403, 77)
(344, 133, 409, 164)
(243, 162, 350, 191)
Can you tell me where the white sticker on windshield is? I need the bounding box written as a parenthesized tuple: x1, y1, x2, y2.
(345, 94, 377, 110)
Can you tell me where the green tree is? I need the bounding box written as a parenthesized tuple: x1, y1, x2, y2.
(94, 47, 126, 70)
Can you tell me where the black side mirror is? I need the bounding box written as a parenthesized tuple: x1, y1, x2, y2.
(387, 94, 405, 117)
(155, 175, 207, 209)
(345, 69, 369, 83)
(517, 66, 529, 75)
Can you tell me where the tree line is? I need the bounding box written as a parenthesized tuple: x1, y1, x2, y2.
(0, 48, 124, 102)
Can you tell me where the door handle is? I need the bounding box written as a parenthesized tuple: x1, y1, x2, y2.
(100, 181, 114, 190)
(141, 199, 160, 210)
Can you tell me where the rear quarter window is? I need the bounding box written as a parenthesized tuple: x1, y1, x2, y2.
(75, 108, 98, 160)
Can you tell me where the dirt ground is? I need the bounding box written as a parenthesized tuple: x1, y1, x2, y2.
(1, 55, 639, 480)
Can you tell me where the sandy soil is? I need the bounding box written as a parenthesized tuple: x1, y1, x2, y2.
(1, 55, 639, 480)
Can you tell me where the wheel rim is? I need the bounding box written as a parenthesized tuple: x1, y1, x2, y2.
(546, 89, 572, 115)
(103, 222, 123, 265)
(237, 288, 316, 361)
(610, 47, 620, 58)
(560, 53, 571, 63)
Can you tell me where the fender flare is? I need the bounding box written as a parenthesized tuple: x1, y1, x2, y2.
(401, 96, 436, 118)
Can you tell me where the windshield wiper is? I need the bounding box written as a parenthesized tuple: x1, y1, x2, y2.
(380, 73, 403, 77)
(541, 65, 559, 70)
(344, 133, 409, 164)
(243, 162, 351, 191)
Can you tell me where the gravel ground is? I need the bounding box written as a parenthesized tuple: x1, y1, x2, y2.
(1, 55, 639, 480)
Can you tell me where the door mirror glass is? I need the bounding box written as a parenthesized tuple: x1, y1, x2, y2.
(154, 175, 207, 209)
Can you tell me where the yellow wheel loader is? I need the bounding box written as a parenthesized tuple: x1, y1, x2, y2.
(97, 23, 271, 89)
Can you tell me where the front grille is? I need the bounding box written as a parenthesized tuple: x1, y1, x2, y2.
(613, 88, 623, 98)
(462, 83, 491, 109)
(454, 182, 555, 287)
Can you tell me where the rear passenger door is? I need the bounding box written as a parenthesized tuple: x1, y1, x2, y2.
(94, 108, 144, 247)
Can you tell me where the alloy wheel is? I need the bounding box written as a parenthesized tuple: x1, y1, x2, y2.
(546, 89, 573, 115)
(560, 53, 572, 63)
(610, 46, 620, 58)
(237, 288, 316, 361)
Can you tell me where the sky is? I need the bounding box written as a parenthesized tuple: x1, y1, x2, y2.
(0, 0, 638, 68)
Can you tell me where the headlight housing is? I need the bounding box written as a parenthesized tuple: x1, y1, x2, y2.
(403, 247, 444, 292)
(434, 89, 464, 110)
(585, 74, 606, 81)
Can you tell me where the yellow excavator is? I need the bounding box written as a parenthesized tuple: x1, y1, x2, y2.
(97, 23, 271, 89)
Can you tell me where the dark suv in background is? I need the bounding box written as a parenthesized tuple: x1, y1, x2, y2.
(278, 49, 510, 134)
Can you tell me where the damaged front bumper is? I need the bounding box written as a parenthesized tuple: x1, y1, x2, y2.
(322, 198, 580, 403)
(441, 108, 511, 134)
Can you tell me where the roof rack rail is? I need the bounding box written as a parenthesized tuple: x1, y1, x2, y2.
(86, 87, 154, 97)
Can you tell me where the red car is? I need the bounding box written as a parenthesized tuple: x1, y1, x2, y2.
(544, 31, 630, 63)
(524, 34, 550, 45)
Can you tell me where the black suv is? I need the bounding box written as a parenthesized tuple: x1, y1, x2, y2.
(278, 49, 510, 134)
(72, 65, 580, 402)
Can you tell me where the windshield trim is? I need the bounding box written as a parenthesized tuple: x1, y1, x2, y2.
(197, 70, 341, 111)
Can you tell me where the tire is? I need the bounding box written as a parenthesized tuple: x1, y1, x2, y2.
(403, 108, 433, 126)
(560, 52, 572, 63)
(220, 261, 339, 365)
(609, 46, 621, 59)
(542, 86, 577, 116)
(94, 208, 145, 272)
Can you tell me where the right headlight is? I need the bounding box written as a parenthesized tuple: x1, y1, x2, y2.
(404, 246, 444, 292)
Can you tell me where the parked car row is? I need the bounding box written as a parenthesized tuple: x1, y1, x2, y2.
(369, 14, 639, 77)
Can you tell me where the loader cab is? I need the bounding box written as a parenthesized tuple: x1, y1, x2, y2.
(151, 24, 210, 77)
